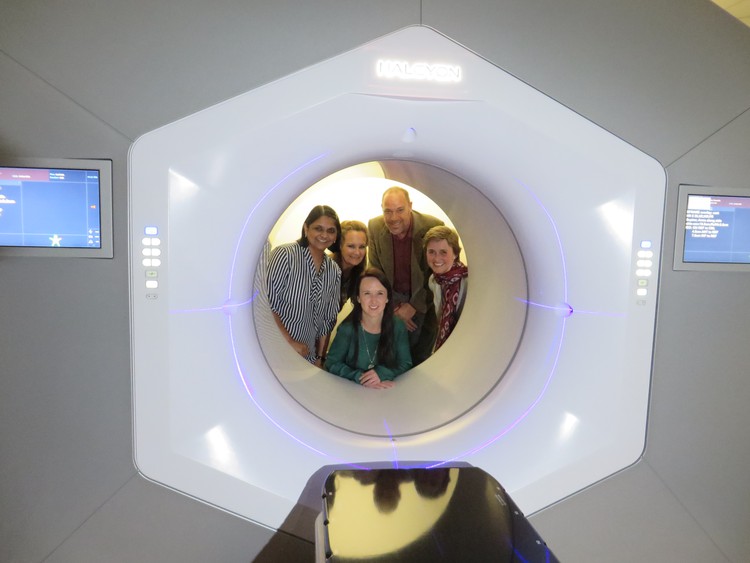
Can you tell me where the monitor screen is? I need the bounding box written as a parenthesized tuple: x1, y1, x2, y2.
(0, 158, 113, 258)
(674, 184, 750, 271)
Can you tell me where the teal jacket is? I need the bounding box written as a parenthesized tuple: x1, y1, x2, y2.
(325, 318, 412, 383)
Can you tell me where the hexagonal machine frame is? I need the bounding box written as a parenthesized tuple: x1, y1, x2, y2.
(129, 26, 665, 528)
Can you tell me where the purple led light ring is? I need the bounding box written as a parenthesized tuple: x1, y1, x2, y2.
(213, 163, 571, 467)
(428, 177, 570, 466)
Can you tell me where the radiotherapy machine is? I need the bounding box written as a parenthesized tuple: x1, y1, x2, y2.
(129, 26, 665, 529)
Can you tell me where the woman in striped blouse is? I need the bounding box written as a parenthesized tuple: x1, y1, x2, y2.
(267, 205, 342, 367)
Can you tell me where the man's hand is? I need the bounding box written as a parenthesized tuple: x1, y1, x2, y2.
(394, 302, 418, 331)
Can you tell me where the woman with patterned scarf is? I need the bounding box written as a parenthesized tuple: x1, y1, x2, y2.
(423, 226, 469, 352)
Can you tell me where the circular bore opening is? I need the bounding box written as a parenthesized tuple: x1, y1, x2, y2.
(252, 160, 527, 437)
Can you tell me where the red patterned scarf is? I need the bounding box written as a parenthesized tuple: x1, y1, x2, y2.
(433, 261, 468, 351)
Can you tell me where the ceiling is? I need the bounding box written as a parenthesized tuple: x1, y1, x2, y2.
(713, 0, 750, 26)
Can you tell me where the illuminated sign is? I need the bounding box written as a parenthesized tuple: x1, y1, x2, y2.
(376, 59, 462, 83)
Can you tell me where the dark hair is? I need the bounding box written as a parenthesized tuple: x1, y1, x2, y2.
(297, 205, 341, 253)
(332, 220, 368, 302)
(345, 268, 397, 368)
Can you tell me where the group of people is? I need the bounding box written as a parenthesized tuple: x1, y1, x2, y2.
(265, 186, 469, 389)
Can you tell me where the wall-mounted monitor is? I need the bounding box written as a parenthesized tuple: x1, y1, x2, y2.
(0, 157, 113, 258)
(674, 184, 750, 271)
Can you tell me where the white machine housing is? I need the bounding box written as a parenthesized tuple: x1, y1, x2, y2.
(129, 26, 665, 528)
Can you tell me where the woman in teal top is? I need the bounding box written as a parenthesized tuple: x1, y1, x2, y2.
(325, 268, 412, 389)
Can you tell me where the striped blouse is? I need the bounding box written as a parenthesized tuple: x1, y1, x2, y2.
(267, 242, 341, 363)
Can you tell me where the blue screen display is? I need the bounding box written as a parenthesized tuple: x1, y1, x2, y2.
(0, 166, 102, 249)
(683, 194, 750, 264)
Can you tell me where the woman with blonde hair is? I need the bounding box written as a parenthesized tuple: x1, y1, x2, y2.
(329, 220, 368, 309)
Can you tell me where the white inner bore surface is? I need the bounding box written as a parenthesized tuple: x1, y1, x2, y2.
(251, 160, 528, 436)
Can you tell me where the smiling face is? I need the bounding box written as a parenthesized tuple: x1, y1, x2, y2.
(382, 190, 413, 239)
(358, 276, 389, 322)
(426, 238, 457, 275)
(340, 229, 367, 270)
(304, 216, 338, 253)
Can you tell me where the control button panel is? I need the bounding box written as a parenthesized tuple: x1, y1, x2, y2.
(141, 226, 162, 298)
(634, 241, 654, 305)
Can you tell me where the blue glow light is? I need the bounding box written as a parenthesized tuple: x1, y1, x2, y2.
(170, 292, 258, 315)
(383, 420, 399, 468)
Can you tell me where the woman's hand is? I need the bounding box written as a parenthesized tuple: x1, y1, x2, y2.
(360, 369, 393, 389)
(272, 312, 311, 359)
(290, 340, 309, 358)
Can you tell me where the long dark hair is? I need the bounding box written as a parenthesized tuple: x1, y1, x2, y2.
(332, 220, 368, 302)
(345, 268, 397, 368)
(297, 205, 341, 253)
